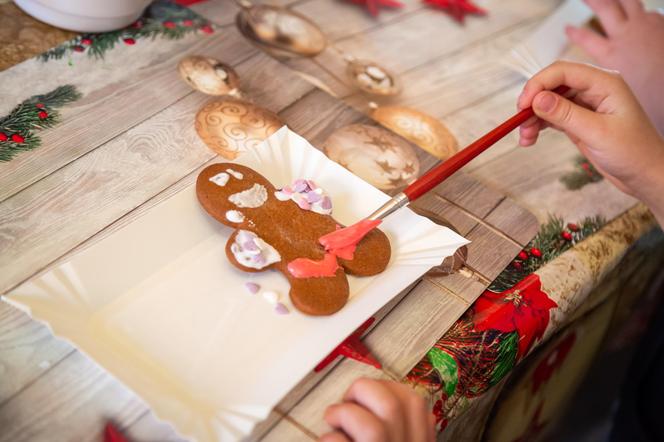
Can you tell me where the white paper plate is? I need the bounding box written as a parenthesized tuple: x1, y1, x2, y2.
(6, 127, 468, 441)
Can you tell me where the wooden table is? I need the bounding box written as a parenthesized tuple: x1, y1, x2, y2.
(1, 1, 661, 441)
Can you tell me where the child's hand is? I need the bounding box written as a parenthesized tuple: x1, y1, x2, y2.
(320, 378, 435, 442)
(518, 61, 664, 224)
(566, 0, 664, 132)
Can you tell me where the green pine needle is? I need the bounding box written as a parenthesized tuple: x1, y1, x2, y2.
(560, 155, 604, 190)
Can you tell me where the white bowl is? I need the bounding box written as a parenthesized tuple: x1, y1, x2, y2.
(14, 0, 153, 32)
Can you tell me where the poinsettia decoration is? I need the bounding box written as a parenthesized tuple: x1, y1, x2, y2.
(474, 274, 557, 359)
(423, 0, 486, 23)
(531, 331, 576, 393)
(345, 0, 404, 17)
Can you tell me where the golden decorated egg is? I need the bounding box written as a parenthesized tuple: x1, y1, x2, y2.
(178, 55, 240, 96)
(323, 124, 420, 190)
(371, 105, 458, 160)
(195, 97, 283, 160)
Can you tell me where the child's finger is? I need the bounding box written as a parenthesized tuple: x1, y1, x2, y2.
(518, 61, 615, 110)
(565, 25, 610, 61)
(531, 90, 606, 143)
(319, 431, 351, 442)
(586, 0, 627, 35)
(324, 403, 387, 441)
(619, 0, 645, 17)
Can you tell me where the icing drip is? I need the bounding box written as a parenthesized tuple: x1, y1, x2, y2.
(209, 172, 229, 186)
(275, 179, 332, 215)
(230, 230, 281, 269)
(229, 184, 267, 208)
(226, 168, 244, 179)
(288, 253, 339, 278)
(226, 210, 245, 223)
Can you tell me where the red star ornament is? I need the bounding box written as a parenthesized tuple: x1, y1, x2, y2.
(315, 317, 382, 371)
(346, 0, 404, 17)
(473, 274, 557, 359)
(423, 0, 487, 23)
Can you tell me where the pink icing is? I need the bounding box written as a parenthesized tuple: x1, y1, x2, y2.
(319, 219, 382, 253)
(287, 253, 339, 278)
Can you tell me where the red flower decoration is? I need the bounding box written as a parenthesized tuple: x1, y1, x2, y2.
(200, 24, 214, 34)
(11, 134, 25, 143)
(473, 274, 557, 359)
(531, 332, 576, 393)
(38, 110, 48, 119)
(163, 20, 177, 29)
(346, 0, 404, 17)
(432, 399, 449, 433)
(423, 0, 486, 23)
(0, 132, 7, 141)
(123, 38, 136, 45)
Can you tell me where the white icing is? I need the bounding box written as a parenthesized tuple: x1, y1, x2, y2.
(228, 184, 267, 208)
(209, 172, 229, 187)
(226, 168, 244, 179)
(230, 230, 281, 269)
(262, 290, 280, 305)
(225, 210, 245, 223)
(274, 179, 332, 215)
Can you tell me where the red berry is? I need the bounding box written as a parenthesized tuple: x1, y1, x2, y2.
(517, 250, 528, 261)
(81, 38, 92, 45)
(530, 247, 542, 258)
(512, 261, 523, 270)
(35, 103, 45, 109)
(0, 132, 7, 141)
(11, 134, 25, 143)
(130, 20, 142, 29)
(561, 231, 573, 241)
(38, 110, 48, 119)
(200, 24, 214, 34)
(73, 45, 85, 52)
(123, 38, 136, 45)
(567, 223, 579, 232)
(163, 21, 176, 29)
(183, 19, 193, 26)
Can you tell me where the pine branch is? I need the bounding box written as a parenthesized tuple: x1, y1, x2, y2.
(0, 85, 81, 162)
(560, 155, 603, 190)
(488, 214, 605, 291)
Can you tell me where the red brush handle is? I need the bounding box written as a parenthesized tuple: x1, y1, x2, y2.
(403, 86, 569, 201)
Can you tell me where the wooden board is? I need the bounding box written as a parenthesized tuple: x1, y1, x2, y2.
(0, 4, 540, 442)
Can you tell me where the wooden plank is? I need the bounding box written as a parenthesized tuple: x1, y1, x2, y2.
(410, 193, 478, 236)
(424, 272, 486, 305)
(365, 279, 469, 377)
(0, 351, 149, 442)
(261, 417, 314, 442)
(433, 171, 505, 220)
(123, 411, 185, 442)
(0, 31, 260, 203)
(330, 0, 559, 76)
(0, 301, 73, 405)
(484, 197, 540, 246)
(465, 223, 522, 281)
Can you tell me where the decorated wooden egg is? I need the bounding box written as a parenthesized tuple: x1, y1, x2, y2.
(195, 97, 283, 160)
(323, 124, 420, 190)
(178, 55, 240, 96)
(238, 4, 326, 57)
(371, 105, 458, 160)
(346, 59, 399, 96)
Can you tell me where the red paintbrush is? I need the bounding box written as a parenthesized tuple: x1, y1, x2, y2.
(319, 86, 569, 252)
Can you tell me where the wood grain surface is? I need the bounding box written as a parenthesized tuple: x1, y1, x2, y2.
(3, 0, 629, 440)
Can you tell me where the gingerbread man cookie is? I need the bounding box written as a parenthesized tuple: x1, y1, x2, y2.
(196, 163, 391, 316)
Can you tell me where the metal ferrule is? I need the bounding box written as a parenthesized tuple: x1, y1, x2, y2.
(367, 193, 409, 220)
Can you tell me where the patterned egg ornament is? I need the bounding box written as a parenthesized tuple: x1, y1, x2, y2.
(323, 124, 420, 190)
(195, 97, 283, 160)
(371, 104, 458, 160)
(178, 55, 240, 96)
